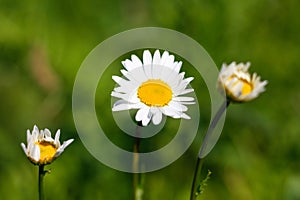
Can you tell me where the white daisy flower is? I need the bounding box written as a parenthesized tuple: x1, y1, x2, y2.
(218, 62, 268, 102)
(111, 49, 195, 126)
(21, 125, 74, 165)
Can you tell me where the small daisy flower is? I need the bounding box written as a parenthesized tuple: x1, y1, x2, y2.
(21, 125, 74, 165)
(111, 49, 195, 126)
(218, 62, 268, 102)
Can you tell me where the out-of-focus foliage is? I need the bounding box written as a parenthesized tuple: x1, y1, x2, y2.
(0, 0, 299, 199)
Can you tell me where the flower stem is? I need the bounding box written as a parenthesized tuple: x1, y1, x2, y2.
(190, 100, 230, 200)
(38, 165, 45, 200)
(190, 157, 204, 200)
(133, 122, 143, 200)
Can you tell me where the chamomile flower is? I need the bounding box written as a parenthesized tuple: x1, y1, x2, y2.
(111, 49, 195, 126)
(21, 125, 74, 165)
(218, 62, 268, 102)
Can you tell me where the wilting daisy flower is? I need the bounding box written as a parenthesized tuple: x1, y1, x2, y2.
(21, 125, 74, 165)
(218, 62, 268, 102)
(111, 49, 195, 126)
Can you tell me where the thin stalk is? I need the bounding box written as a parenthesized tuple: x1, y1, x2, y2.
(190, 100, 230, 200)
(133, 122, 143, 200)
(189, 157, 204, 200)
(38, 165, 45, 200)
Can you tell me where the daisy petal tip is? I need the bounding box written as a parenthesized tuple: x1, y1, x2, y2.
(21, 143, 27, 154)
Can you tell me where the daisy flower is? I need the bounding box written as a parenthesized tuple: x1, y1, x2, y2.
(111, 49, 195, 126)
(218, 62, 268, 102)
(21, 125, 74, 165)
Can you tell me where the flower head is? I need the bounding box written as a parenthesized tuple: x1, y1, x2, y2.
(218, 62, 268, 102)
(21, 125, 74, 165)
(111, 49, 195, 126)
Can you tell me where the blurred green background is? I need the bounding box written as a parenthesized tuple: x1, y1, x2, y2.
(1, 0, 300, 199)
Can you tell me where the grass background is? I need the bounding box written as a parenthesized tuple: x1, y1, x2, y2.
(0, 0, 299, 199)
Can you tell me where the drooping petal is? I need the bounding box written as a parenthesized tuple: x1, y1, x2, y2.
(152, 110, 163, 125)
(142, 113, 152, 126)
(135, 106, 150, 122)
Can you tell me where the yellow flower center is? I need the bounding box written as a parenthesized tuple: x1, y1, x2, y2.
(240, 80, 252, 95)
(137, 79, 172, 107)
(227, 75, 253, 96)
(36, 141, 57, 164)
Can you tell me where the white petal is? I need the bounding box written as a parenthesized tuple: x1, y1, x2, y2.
(180, 101, 196, 105)
(160, 51, 169, 65)
(128, 93, 141, 103)
(32, 125, 39, 141)
(111, 91, 127, 99)
(112, 100, 143, 111)
(143, 50, 153, 78)
(131, 54, 143, 68)
(174, 61, 182, 73)
(112, 100, 131, 111)
(120, 70, 140, 84)
(30, 144, 40, 162)
(164, 55, 175, 68)
(62, 139, 74, 149)
(135, 107, 150, 121)
(143, 50, 152, 66)
(113, 86, 132, 94)
(173, 96, 195, 102)
(113, 77, 137, 92)
(33, 125, 39, 133)
(111, 91, 138, 102)
(38, 130, 44, 141)
(21, 143, 27, 155)
(54, 130, 61, 146)
(122, 59, 136, 71)
(26, 129, 31, 144)
(112, 76, 126, 85)
(152, 111, 162, 125)
(168, 72, 185, 89)
(150, 106, 159, 114)
(168, 101, 188, 112)
(162, 106, 180, 118)
(173, 77, 194, 94)
(178, 88, 194, 95)
(44, 128, 51, 137)
(135, 106, 152, 126)
(142, 114, 152, 126)
(152, 50, 161, 65)
(129, 67, 148, 83)
(180, 113, 191, 119)
(151, 50, 162, 79)
(152, 64, 162, 79)
(55, 139, 74, 157)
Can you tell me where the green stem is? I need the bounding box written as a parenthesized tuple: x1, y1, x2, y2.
(190, 100, 230, 200)
(190, 158, 204, 200)
(133, 122, 143, 200)
(38, 165, 45, 200)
